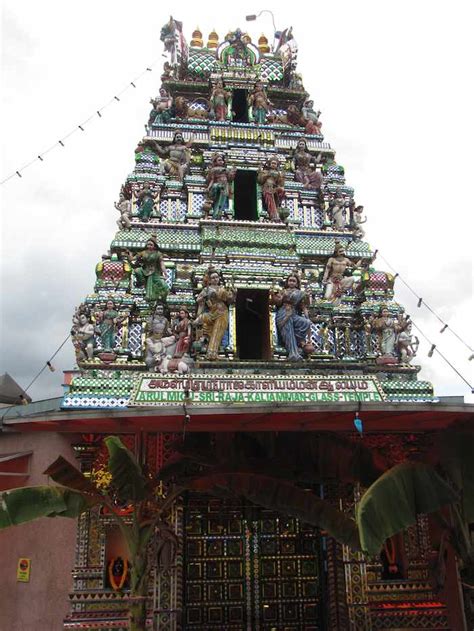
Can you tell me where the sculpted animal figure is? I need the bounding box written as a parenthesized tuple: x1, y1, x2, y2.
(174, 96, 189, 119)
(145, 334, 193, 374)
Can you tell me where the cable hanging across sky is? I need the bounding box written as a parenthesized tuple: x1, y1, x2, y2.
(0, 57, 162, 186)
(377, 251, 473, 361)
(2, 47, 471, 366)
(21, 307, 474, 402)
(2, 29, 472, 399)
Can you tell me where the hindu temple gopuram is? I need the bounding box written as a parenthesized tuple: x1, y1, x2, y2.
(2, 17, 473, 631)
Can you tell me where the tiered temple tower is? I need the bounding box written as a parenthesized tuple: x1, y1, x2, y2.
(65, 21, 432, 410)
(60, 18, 458, 631)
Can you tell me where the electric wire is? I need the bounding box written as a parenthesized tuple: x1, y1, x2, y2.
(1, 61, 160, 186)
(409, 319, 473, 392)
(3, 49, 471, 397)
(377, 252, 473, 357)
(22, 334, 71, 397)
(20, 264, 140, 400)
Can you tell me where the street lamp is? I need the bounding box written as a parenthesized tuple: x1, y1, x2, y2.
(245, 10, 280, 51)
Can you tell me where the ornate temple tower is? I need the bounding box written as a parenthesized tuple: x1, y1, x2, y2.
(65, 21, 431, 409)
(57, 18, 466, 631)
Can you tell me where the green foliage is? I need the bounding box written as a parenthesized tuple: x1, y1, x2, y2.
(357, 463, 458, 556)
(104, 436, 148, 503)
(0, 485, 91, 528)
(437, 426, 474, 522)
(164, 431, 384, 487)
(187, 472, 361, 550)
(44, 456, 100, 496)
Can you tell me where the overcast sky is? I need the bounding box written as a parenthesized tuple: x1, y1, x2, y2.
(1, 0, 473, 403)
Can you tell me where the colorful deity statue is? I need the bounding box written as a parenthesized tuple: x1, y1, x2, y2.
(248, 81, 271, 124)
(271, 273, 313, 361)
(71, 309, 95, 361)
(144, 130, 193, 182)
(285, 104, 306, 127)
(148, 87, 173, 126)
(301, 100, 322, 135)
(368, 306, 410, 364)
(193, 267, 236, 360)
(147, 302, 172, 339)
(322, 241, 361, 302)
(172, 305, 192, 357)
(210, 78, 230, 121)
(136, 183, 159, 222)
(94, 300, 124, 351)
(161, 61, 173, 82)
(115, 193, 132, 229)
(145, 303, 194, 372)
(128, 236, 169, 303)
(292, 139, 323, 190)
(173, 96, 189, 119)
(204, 153, 236, 219)
(258, 158, 286, 222)
(221, 29, 255, 66)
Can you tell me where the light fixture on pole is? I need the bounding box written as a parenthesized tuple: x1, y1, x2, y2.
(245, 11, 279, 51)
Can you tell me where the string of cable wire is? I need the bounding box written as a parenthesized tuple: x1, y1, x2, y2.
(377, 252, 473, 360)
(0, 58, 161, 186)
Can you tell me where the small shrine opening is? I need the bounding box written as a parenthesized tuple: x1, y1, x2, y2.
(232, 89, 249, 123)
(236, 289, 271, 360)
(233, 170, 258, 220)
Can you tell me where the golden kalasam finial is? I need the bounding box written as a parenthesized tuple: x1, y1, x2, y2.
(258, 33, 270, 53)
(207, 29, 219, 49)
(191, 27, 203, 48)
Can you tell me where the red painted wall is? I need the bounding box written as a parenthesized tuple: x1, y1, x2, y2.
(0, 432, 78, 631)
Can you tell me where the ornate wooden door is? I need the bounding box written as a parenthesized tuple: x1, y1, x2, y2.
(183, 495, 323, 630)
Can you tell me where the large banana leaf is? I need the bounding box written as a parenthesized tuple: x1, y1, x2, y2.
(0, 485, 91, 528)
(356, 462, 458, 556)
(169, 431, 384, 486)
(436, 426, 474, 522)
(44, 456, 100, 496)
(105, 436, 148, 502)
(187, 472, 360, 550)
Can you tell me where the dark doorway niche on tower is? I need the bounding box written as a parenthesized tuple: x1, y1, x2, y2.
(233, 170, 258, 221)
(232, 89, 248, 123)
(236, 289, 271, 360)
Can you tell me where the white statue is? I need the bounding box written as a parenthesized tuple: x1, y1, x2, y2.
(145, 334, 175, 371)
(115, 193, 132, 230)
(397, 323, 419, 364)
(368, 307, 413, 364)
(159, 353, 194, 374)
(72, 312, 95, 361)
(145, 334, 193, 373)
(353, 205, 367, 239)
(330, 193, 346, 231)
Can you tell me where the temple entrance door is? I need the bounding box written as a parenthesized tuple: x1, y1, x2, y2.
(236, 289, 271, 360)
(233, 170, 258, 220)
(183, 496, 324, 630)
(232, 89, 249, 123)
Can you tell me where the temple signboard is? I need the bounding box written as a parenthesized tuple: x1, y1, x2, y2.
(130, 373, 386, 406)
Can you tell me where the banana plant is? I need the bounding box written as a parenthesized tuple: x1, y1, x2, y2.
(2, 427, 473, 628)
(0, 436, 181, 631)
(162, 428, 474, 570)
